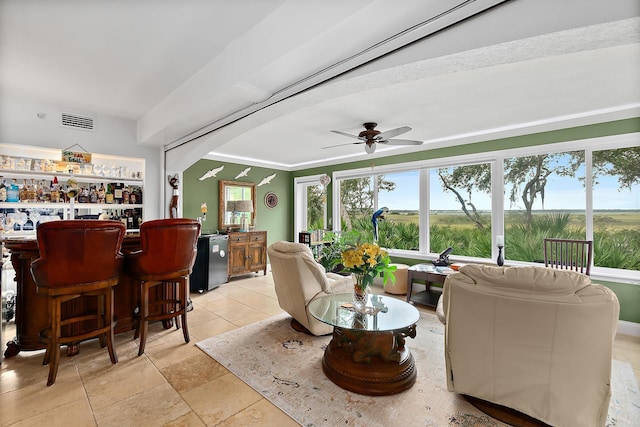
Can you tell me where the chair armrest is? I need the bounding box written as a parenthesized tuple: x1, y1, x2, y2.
(324, 273, 354, 294)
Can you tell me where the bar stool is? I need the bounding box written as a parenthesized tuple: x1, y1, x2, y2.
(31, 220, 126, 386)
(125, 218, 200, 356)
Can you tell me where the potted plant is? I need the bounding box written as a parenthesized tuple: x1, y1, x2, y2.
(317, 229, 364, 274)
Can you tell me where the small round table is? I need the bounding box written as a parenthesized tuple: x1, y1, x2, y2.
(308, 293, 420, 396)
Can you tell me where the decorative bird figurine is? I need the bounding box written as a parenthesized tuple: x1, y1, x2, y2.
(235, 167, 251, 179)
(198, 165, 224, 181)
(257, 172, 277, 187)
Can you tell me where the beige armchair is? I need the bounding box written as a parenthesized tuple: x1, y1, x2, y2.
(441, 264, 619, 427)
(268, 241, 354, 335)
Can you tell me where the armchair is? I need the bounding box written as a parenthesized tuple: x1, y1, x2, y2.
(440, 264, 619, 427)
(267, 241, 354, 335)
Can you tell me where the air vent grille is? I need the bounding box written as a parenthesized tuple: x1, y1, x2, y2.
(61, 113, 94, 131)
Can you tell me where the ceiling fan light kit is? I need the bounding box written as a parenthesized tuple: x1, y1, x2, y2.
(327, 122, 423, 154)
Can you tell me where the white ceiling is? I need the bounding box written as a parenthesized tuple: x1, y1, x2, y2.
(1, 0, 639, 171)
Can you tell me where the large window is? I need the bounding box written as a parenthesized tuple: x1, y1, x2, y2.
(592, 147, 640, 270)
(301, 133, 639, 278)
(338, 171, 419, 249)
(430, 164, 492, 257)
(503, 151, 586, 264)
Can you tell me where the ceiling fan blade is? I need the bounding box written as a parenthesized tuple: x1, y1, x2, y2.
(375, 126, 411, 140)
(330, 130, 362, 140)
(322, 141, 365, 149)
(380, 139, 424, 146)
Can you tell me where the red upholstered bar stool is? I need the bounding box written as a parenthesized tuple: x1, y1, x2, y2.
(125, 218, 200, 356)
(30, 220, 126, 386)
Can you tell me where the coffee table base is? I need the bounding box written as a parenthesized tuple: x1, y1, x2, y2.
(321, 326, 417, 396)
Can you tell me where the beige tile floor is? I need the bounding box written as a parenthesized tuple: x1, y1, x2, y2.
(1, 273, 639, 426)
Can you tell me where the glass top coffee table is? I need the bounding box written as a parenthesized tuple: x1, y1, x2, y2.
(308, 293, 420, 396)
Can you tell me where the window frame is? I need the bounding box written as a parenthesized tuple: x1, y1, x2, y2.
(296, 132, 640, 284)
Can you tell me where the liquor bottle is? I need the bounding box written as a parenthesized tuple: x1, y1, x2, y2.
(42, 180, 51, 202)
(98, 183, 106, 203)
(89, 185, 98, 203)
(7, 179, 20, 202)
(105, 183, 114, 204)
(122, 186, 129, 205)
(19, 180, 28, 202)
(50, 178, 60, 203)
(112, 182, 124, 204)
(26, 180, 37, 202)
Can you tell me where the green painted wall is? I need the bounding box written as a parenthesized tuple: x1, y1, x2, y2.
(183, 160, 292, 247)
(183, 118, 640, 323)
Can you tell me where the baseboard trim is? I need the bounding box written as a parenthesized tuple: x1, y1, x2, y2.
(617, 320, 640, 338)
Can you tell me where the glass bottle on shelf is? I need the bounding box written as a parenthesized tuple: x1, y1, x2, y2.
(89, 185, 98, 203)
(50, 178, 60, 203)
(42, 180, 51, 202)
(26, 180, 37, 202)
(19, 180, 28, 202)
(105, 183, 114, 204)
(98, 183, 106, 203)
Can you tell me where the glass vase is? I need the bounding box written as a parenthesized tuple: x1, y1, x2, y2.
(353, 274, 369, 308)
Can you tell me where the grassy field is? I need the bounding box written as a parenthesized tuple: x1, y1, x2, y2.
(385, 210, 640, 232)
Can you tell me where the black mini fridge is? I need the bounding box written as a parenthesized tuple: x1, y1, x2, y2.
(190, 234, 229, 293)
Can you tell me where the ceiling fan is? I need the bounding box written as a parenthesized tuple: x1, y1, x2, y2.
(325, 122, 423, 154)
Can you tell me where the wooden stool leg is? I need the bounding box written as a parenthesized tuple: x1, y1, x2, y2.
(181, 279, 190, 344)
(97, 293, 106, 348)
(105, 287, 118, 364)
(137, 281, 150, 356)
(47, 298, 62, 386)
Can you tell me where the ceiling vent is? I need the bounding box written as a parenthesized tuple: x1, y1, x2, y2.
(61, 112, 94, 131)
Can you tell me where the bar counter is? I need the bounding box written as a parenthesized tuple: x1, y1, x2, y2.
(3, 233, 142, 358)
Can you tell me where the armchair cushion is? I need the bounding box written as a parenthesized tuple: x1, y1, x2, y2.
(442, 264, 619, 427)
(268, 241, 353, 335)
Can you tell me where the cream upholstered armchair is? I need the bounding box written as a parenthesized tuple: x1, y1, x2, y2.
(268, 241, 354, 335)
(440, 264, 619, 427)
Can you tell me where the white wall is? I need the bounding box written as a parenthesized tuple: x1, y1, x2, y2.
(0, 93, 163, 219)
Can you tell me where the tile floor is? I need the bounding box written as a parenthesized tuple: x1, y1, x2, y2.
(1, 272, 639, 427)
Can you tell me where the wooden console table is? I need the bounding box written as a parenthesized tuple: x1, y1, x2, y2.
(406, 263, 451, 307)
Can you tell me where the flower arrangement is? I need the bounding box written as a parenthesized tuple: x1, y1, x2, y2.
(341, 242, 396, 291)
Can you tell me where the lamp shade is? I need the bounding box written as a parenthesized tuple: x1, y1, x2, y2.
(226, 200, 237, 212)
(235, 200, 253, 213)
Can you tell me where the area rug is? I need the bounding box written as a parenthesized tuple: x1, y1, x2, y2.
(197, 312, 640, 427)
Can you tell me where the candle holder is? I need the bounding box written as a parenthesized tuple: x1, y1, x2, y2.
(496, 245, 504, 266)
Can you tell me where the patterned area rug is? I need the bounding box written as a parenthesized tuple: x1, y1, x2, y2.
(197, 312, 640, 427)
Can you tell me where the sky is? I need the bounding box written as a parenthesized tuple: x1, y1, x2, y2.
(375, 165, 639, 212)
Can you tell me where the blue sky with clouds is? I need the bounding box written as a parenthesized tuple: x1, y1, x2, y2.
(376, 165, 639, 212)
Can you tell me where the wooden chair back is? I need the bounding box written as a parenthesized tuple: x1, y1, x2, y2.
(543, 238, 593, 276)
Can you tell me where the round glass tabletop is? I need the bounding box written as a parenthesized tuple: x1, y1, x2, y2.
(307, 293, 419, 332)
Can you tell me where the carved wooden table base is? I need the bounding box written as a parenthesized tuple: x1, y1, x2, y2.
(321, 323, 417, 396)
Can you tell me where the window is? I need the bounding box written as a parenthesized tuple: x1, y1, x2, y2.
(503, 150, 585, 264)
(337, 171, 419, 249)
(306, 183, 326, 230)
(431, 163, 492, 257)
(294, 175, 329, 238)
(298, 133, 639, 277)
(592, 146, 640, 270)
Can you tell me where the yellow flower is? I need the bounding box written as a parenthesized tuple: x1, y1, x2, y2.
(340, 242, 396, 290)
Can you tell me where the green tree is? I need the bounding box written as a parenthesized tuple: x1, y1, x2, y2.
(437, 164, 491, 229)
(339, 175, 395, 230)
(306, 184, 325, 229)
(592, 146, 640, 188)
